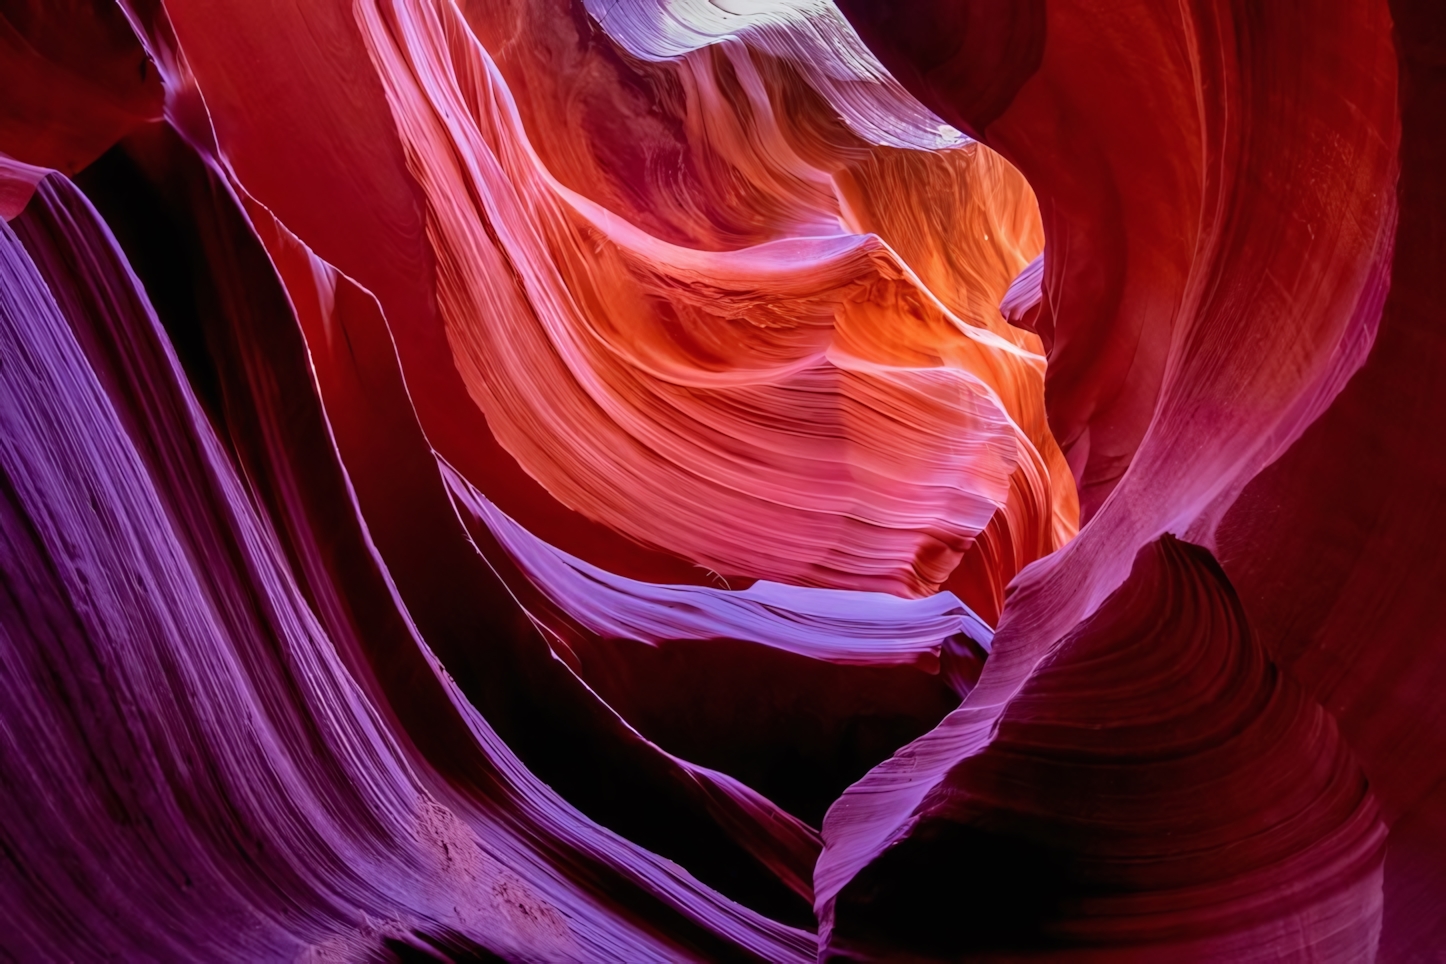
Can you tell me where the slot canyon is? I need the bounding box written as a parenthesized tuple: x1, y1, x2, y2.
(1, 0, 1443, 961)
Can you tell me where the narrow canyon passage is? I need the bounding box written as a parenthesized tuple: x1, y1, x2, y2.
(1, 1, 1442, 961)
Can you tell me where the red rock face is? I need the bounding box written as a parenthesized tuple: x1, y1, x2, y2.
(0, 0, 1440, 961)
(822, 537, 1386, 960)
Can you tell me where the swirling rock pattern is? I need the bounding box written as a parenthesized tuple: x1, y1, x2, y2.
(822, 537, 1386, 961)
(0, 0, 1442, 961)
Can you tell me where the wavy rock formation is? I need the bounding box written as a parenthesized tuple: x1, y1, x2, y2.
(1, 0, 1443, 961)
(821, 0, 1437, 960)
(3, 168, 808, 962)
(822, 537, 1386, 960)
